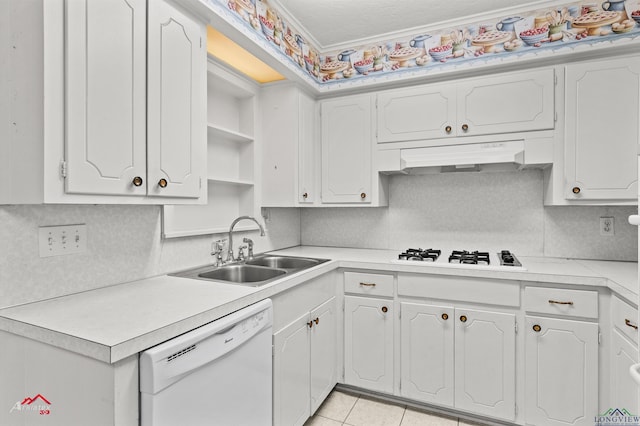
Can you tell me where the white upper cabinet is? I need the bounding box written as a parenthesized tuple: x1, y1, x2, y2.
(261, 84, 317, 207)
(321, 95, 376, 204)
(1, 0, 205, 204)
(377, 68, 555, 143)
(65, 0, 147, 196)
(564, 56, 640, 201)
(457, 69, 555, 137)
(377, 84, 457, 142)
(147, 0, 206, 199)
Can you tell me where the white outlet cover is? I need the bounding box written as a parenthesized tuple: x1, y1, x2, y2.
(599, 217, 614, 236)
(38, 224, 87, 257)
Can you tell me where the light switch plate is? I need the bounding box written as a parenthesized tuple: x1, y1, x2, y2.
(38, 224, 87, 257)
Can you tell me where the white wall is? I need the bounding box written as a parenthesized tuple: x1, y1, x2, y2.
(0, 206, 300, 308)
(301, 170, 638, 261)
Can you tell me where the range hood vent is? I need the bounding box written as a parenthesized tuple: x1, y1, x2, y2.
(400, 141, 525, 170)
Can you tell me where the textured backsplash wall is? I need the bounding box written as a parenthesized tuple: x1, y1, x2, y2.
(1, 169, 637, 308)
(0, 205, 300, 308)
(301, 170, 638, 260)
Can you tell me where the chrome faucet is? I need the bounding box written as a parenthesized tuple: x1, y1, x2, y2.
(226, 216, 265, 262)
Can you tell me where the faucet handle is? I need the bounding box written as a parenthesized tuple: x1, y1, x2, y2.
(237, 244, 248, 262)
(212, 239, 226, 253)
(243, 238, 255, 259)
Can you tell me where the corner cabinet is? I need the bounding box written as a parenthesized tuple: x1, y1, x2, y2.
(563, 56, 640, 202)
(2, 0, 206, 204)
(321, 95, 388, 206)
(162, 61, 259, 238)
(272, 273, 338, 426)
(261, 84, 317, 207)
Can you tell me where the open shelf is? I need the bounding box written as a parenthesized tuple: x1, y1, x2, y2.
(207, 177, 254, 186)
(162, 59, 259, 239)
(207, 124, 253, 143)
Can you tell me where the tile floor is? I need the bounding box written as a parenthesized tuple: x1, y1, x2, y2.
(304, 389, 482, 426)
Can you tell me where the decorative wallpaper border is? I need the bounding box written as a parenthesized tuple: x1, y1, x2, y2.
(205, 0, 640, 89)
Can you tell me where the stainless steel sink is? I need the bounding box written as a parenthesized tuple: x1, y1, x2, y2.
(245, 255, 325, 270)
(198, 264, 286, 283)
(170, 254, 328, 287)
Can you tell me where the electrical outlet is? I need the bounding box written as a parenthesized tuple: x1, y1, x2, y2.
(600, 217, 614, 236)
(38, 224, 87, 257)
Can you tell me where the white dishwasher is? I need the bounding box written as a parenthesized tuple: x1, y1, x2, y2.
(140, 299, 273, 426)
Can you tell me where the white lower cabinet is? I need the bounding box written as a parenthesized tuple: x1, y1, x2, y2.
(454, 308, 516, 421)
(611, 329, 639, 415)
(344, 295, 394, 393)
(400, 303, 454, 406)
(525, 316, 599, 426)
(273, 297, 337, 426)
(400, 303, 516, 422)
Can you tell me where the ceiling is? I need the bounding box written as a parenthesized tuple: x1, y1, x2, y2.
(275, 0, 555, 49)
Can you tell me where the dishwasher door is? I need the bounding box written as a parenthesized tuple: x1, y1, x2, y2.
(140, 299, 273, 426)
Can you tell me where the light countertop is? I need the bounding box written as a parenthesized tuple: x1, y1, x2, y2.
(0, 246, 636, 364)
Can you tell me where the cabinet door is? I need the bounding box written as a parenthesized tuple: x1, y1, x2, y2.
(456, 68, 555, 137)
(377, 84, 456, 142)
(65, 0, 147, 196)
(565, 57, 640, 200)
(611, 329, 639, 415)
(344, 296, 393, 393)
(147, 0, 206, 198)
(273, 313, 311, 426)
(310, 297, 337, 413)
(400, 302, 454, 406)
(455, 309, 516, 422)
(321, 96, 373, 203)
(525, 316, 598, 426)
(299, 92, 317, 204)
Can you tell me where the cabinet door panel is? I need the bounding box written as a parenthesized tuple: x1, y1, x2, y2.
(65, 0, 147, 196)
(299, 92, 317, 204)
(457, 68, 555, 136)
(377, 85, 456, 142)
(344, 296, 393, 393)
(565, 57, 640, 200)
(400, 302, 454, 406)
(525, 316, 598, 426)
(147, 0, 205, 198)
(321, 96, 372, 203)
(611, 329, 639, 415)
(455, 308, 515, 421)
(273, 313, 311, 426)
(310, 297, 337, 413)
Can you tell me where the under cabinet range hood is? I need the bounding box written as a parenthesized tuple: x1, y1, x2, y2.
(378, 139, 553, 174)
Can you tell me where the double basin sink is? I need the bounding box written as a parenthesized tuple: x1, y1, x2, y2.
(171, 255, 329, 287)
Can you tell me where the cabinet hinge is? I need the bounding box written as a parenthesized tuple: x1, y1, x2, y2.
(514, 321, 518, 334)
(60, 161, 67, 178)
(554, 73, 558, 85)
(199, 177, 202, 189)
(598, 330, 602, 345)
(554, 111, 558, 122)
(515, 404, 518, 417)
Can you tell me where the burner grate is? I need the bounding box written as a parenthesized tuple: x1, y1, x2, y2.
(398, 248, 441, 261)
(448, 250, 490, 265)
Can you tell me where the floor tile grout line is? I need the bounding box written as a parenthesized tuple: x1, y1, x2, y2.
(398, 404, 408, 426)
